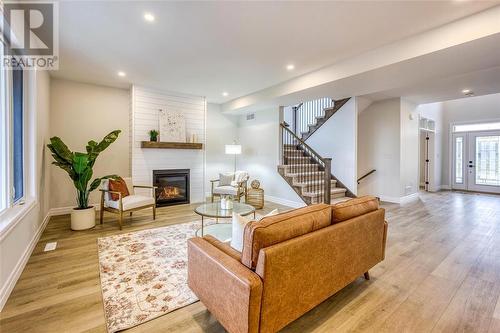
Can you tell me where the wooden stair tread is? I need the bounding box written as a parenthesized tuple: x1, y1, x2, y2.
(302, 188, 347, 197)
(293, 179, 337, 187)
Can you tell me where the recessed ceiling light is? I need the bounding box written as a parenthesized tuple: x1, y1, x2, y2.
(462, 89, 471, 94)
(117, 71, 126, 77)
(286, 64, 295, 71)
(222, 92, 229, 97)
(144, 12, 155, 22)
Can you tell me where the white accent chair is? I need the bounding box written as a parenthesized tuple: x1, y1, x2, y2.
(99, 177, 157, 230)
(210, 171, 249, 202)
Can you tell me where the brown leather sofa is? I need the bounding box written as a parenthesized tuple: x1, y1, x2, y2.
(188, 196, 388, 333)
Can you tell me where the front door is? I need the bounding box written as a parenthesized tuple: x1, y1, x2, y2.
(452, 131, 500, 193)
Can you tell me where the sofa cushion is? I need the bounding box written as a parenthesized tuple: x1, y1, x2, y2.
(332, 196, 379, 223)
(219, 173, 234, 186)
(213, 185, 238, 196)
(107, 195, 154, 210)
(241, 204, 332, 269)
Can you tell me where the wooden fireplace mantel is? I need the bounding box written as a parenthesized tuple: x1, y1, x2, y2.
(141, 141, 203, 150)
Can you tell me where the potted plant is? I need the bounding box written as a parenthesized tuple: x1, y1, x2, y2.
(149, 129, 159, 142)
(47, 130, 121, 230)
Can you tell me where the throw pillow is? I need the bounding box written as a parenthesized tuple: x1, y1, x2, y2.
(219, 173, 234, 186)
(230, 209, 279, 252)
(108, 177, 130, 201)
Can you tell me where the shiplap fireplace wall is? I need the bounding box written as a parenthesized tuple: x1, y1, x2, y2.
(130, 86, 206, 203)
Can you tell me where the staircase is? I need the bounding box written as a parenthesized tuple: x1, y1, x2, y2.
(292, 98, 351, 141)
(278, 123, 355, 205)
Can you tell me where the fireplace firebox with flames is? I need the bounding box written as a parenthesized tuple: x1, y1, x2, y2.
(153, 169, 190, 206)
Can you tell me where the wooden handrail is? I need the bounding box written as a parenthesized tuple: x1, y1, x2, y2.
(280, 122, 328, 165)
(357, 169, 376, 184)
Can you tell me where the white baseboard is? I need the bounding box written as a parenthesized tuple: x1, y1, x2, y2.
(379, 193, 419, 204)
(378, 195, 401, 204)
(440, 185, 451, 190)
(400, 193, 420, 204)
(264, 195, 306, 209)
(0, 212, 51, 311)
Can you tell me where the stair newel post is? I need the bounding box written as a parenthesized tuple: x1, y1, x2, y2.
(324, 158, 332, 204)
(279, 124, 284, 165)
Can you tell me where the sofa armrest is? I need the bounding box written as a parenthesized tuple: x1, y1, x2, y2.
(203, 235, 242, 261)
(188, 237, 262, 333)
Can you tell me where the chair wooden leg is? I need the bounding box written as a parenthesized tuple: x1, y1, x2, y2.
(119, 211, 123, 230)
(364, 271, 370, 280)
(99, 196, 104, 225)
(153, 205, 156, 220)
(99, 207, 104, 225)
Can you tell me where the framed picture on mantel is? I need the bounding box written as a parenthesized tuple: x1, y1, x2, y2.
(158, 108, 186, 142)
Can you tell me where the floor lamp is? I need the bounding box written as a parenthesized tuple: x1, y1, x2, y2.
(225, 144, 241, 174)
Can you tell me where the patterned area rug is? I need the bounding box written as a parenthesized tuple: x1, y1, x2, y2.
(97, 221, 205, 333)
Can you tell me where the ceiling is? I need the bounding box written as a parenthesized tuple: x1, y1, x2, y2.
(52, 1, 499, 103)
(360, 66, 500, 105)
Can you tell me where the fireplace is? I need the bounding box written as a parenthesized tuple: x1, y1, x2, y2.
(153, 169, 190, 206)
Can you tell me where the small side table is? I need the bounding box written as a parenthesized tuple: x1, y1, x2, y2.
(246, 188, 264, 209)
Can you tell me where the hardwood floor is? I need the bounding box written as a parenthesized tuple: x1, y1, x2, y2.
(1, 191, 500, 332)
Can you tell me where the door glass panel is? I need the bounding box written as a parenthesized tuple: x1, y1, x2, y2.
(475, 136, 500, 186)
(455, 137, 463, 184)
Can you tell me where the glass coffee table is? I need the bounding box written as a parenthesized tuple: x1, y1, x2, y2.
(194, 202, 256, 239)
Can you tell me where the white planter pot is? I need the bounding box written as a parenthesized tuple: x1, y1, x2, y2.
(71, 206, 96, 231)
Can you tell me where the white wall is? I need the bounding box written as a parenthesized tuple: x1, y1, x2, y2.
(206, 103, 237, 196)
(306, 97, 358, 194)
(440, 93, 500, 187)
(357, 98, 401, 201)
(236, 108, 304, 207)
(131, 86, 206, 203)
(400, 98, 419, 196)
(0, 70, 51, 310)
(49, 79, 130, 209)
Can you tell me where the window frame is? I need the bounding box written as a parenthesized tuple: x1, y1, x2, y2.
(0, 42, 29, 214)
(0, 40, 9, 213)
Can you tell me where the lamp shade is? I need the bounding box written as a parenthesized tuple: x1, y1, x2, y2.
(225, 144, 241, 155)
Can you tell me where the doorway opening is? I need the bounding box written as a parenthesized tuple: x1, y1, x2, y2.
(452, 126, 500, 194)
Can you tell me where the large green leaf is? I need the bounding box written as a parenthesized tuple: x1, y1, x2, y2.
(47, 137, 73, 164)
(52, 161, 76, 180)
(73, 153, 89, 174)
(79, 168, 93, 191)
(95, 130, 121, 153)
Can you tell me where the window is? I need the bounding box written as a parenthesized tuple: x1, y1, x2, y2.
(12, 68, 24, 202)
(453, 122, 500, 133)
(455, 137, 463, 184)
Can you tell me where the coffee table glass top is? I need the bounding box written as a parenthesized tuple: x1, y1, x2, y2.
(195, 223, 232, 240)
(194, 202, 255, 218)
